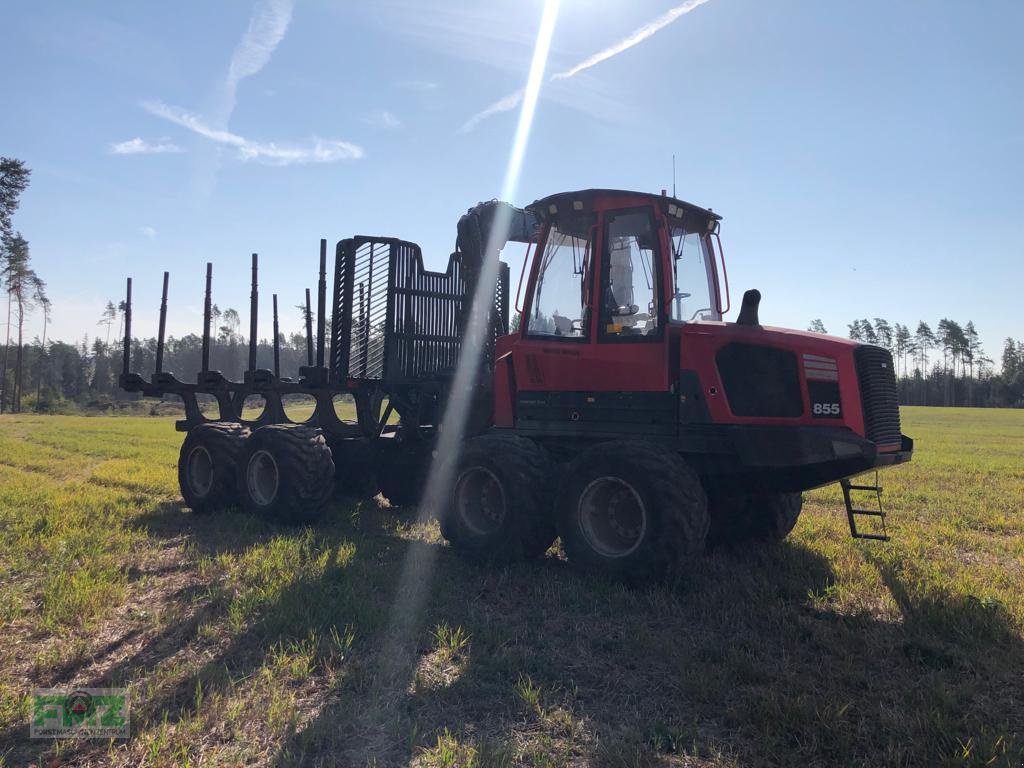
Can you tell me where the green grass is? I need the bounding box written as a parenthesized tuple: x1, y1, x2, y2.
(0, 407, 1022, 767)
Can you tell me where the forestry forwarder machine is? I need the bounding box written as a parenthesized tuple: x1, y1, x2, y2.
(120, 188, 913, 580)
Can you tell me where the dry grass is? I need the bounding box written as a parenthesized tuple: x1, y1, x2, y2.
(0, 407, 1022, 767)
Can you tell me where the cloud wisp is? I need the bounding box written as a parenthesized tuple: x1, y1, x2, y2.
(397, 79, 439, 92)
(459, 0, 712, 133)
(363, 110, 403, 129)
(137, 0, 362, 168)
(217, 0, 294, 124)
(109, 137, 185, 155)
(143, 100, 364, 165)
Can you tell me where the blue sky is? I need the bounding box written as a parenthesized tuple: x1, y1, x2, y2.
(2, 0, 1021, 363)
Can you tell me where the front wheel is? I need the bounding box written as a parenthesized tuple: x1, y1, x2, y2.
(236, 425, 335, 524)
(707, 492, 803, 547)
(556, 442, 708, 581)
(439, 435, 556, 563)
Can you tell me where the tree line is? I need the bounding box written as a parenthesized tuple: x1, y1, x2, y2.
(3, 156, 1021, 413)
(808, 318, 1024, 408)
(0, 157, 326, 414)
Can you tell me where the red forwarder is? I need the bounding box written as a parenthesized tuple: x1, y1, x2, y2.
(120, 188, 912, 580)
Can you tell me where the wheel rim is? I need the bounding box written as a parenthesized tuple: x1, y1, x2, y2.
(454, 466, 506, 536)
(578, 476, 647, 558)
(246, 450, 280, 507)
(186, 446, 214, 498)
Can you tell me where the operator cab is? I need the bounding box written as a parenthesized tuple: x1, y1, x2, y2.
(518, 189, 726, 345)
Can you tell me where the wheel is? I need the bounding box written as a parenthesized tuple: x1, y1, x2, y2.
(439, 435, 556, 562)
(236, 424, 335, 524)
(556, 441, 708, 581)
(707, 491, 803, 546)
(178, 422, 250, 514)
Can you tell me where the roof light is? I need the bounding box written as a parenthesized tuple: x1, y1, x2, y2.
(548, 204, 558, 215)
(573, 200, 583, 211)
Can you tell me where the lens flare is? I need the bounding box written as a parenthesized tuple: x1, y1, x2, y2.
(374, 0, 561, 690)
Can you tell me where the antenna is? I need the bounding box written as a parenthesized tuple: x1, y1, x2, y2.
(672, 153, 676, 198)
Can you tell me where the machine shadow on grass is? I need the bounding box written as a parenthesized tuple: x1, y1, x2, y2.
(14, 499, 1023, 768)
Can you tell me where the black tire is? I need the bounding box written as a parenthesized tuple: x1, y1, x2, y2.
(236, 424, 335, 525)
(707, 491, 803, 546)
(439, 435, 556, 563)
(178, 422, 250, 514)
(556, 441, 708, 581)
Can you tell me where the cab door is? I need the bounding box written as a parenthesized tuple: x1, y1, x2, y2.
(588, 207, 671, 392)
(509, 206, 675, 436)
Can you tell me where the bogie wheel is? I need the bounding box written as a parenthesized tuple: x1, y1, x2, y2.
(707, 492, 803, 547)
(236, 424, 335, 525)
(178, 422, 250, 514)
(439, 435, 556, 562)
(556, 441, 708, 581)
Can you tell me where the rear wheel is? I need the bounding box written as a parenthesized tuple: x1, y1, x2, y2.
(236, 425, 335, 524)
(707, 492, 803, 546)
(439, 435, 556, 562)
(556, 441, 708, 581)
(178, 422, 250, 514)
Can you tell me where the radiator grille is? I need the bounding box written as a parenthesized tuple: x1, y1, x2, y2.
(854, 345, 902, 447)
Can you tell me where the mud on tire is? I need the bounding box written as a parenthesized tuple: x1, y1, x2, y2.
(707, 491, 803, 547)
(439, 435, 556, 563)
(237, 424, 335, 525)
(178, 422, 250, 514)
(556, 441, 708, 581)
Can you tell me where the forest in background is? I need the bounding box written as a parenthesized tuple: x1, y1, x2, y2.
(3, 157, 1023, 414)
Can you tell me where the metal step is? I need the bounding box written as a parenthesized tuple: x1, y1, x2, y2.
(839, 471, 889, 541)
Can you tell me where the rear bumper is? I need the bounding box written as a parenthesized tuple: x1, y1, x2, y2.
(688, 426, 913, 493)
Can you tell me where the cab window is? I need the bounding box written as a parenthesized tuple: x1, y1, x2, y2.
(600, 210, 660, 339)
(526, 218, 592, 338)
(669, 226, 719, 322)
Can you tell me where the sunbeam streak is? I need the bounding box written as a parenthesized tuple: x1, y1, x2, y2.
(374, 0, 561, 697)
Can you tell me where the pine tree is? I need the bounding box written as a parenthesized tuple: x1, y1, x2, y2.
(0, 158, 31, 240)
(872, 318, 893, 350)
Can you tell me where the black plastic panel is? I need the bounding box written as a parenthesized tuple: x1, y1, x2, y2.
(715, 343, 802, 417)
(515, 391, 677, 436)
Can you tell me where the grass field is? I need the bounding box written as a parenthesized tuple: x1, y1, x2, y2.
(0, 406, 1022, 767)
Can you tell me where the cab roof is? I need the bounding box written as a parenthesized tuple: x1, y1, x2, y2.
(528, 188, 722, 229)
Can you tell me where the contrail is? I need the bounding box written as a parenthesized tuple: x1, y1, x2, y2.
(459, 0, 711, 133)
(551, 0, 711, 81)
(217, 0, 294, 124)
(459, 88, 525, 134)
